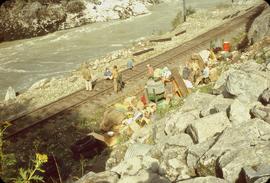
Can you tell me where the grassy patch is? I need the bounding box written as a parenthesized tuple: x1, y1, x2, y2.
(231, 32, 247, 51)
(196, 161, 216, 176)
(255, 58, 265, 64)
(156, 97, 184, 118)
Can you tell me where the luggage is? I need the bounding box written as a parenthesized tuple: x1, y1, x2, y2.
(70, 135, 107, 160)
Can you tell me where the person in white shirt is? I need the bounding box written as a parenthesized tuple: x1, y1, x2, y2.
(184, 79, 193, 89)
(202, 63, 210, 84)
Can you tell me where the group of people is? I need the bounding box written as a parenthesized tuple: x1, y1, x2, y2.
(81, 58, 132, 93)
(103, 65, 124, 93)
(182, 55, 210, 89)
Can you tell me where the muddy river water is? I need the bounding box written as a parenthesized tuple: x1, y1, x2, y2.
(0, 0, 229, 99)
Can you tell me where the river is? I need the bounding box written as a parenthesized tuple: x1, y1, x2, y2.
(0, 0, 230, 99)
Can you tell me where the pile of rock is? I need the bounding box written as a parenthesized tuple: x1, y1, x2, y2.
(76, 40, 270, 182)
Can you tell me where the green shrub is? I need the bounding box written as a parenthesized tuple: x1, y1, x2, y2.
(171, 11, 183, 30)
(66, 0, 86, 14)
(186, 6, 196, 16)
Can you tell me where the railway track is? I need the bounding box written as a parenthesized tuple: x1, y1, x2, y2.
(4, 2, 267, 140)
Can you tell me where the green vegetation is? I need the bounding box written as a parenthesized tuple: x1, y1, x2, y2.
(144, 135, 155, 145)
(196, 161, 216, 176)
(15, 153, 48, 183)
(192, 83, 214, 94)
(117, 131, 130, 144)
(1, 122, 48, 182)
(156, 97, 184, 118)
(0, 122, 17, 182)
(186, 6, 196, 16)
(171, 11, 183, 30)
(147, 0, 161, 5)
(77, 108, 105, 132)
(231, 32, 247, 51)
(66, 0, 86, 14)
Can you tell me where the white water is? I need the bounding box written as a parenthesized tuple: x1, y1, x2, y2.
(0, 0, 230, 99)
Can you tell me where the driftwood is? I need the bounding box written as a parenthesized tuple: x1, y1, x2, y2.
(150, 37, 172, 42)
(175, 30, 186, 36)
(230, 10, 240, 18)
(133, 48, 154, 56)
(245, 6, 254, 11)
(222, 15, 231, 20)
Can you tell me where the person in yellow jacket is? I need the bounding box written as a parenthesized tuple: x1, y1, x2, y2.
(81, 64, 93, 91)
(112, 65, 119, 92)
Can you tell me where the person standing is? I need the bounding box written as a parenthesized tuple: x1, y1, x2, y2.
(112, 65, 119, 92)
(147, 64, 154, 78)
(202, 63, 210, 84)
(81, 64, 92, 91)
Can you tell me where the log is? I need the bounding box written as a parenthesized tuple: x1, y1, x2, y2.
(230, 10, 240, 18)
(222, 15, 230, 20)
(245, 6, 254, 11)
(175, 30, 186, 36)
(133, 48, 154, 56)
(150, 37, 172, 42)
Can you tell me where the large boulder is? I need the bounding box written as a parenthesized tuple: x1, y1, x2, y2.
(118, 169, 170, 183)
(260, 88, 270, 105)
(186, 138, 217, 171)
(156, 133, 193, 148)
(180, 92, 216, 112)
(238, 164, 270, 183)
(225, 70, 269, 102)
(200, 95, 233, 117)
(75, 171, 119, 183)
(237, 61, 265, 72)
(250, 104, 270, 124)
(157, 144, 192, 181)
(124, 143, 153, 160)
(164, 110, 198, 136)
(4, 86, 16, 101)
(248, 6, 270, 43)
(213, 69, 235, 95)
(111, 155, 159, 177)
(185, 112, 231, 144)
(218, 144, 270, 182)
(197, 119, 270, 181)
(229, 99, 251, 125)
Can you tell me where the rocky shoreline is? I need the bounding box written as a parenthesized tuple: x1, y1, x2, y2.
(76, 36, 270, 183)
(0, 0, 156, 42)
